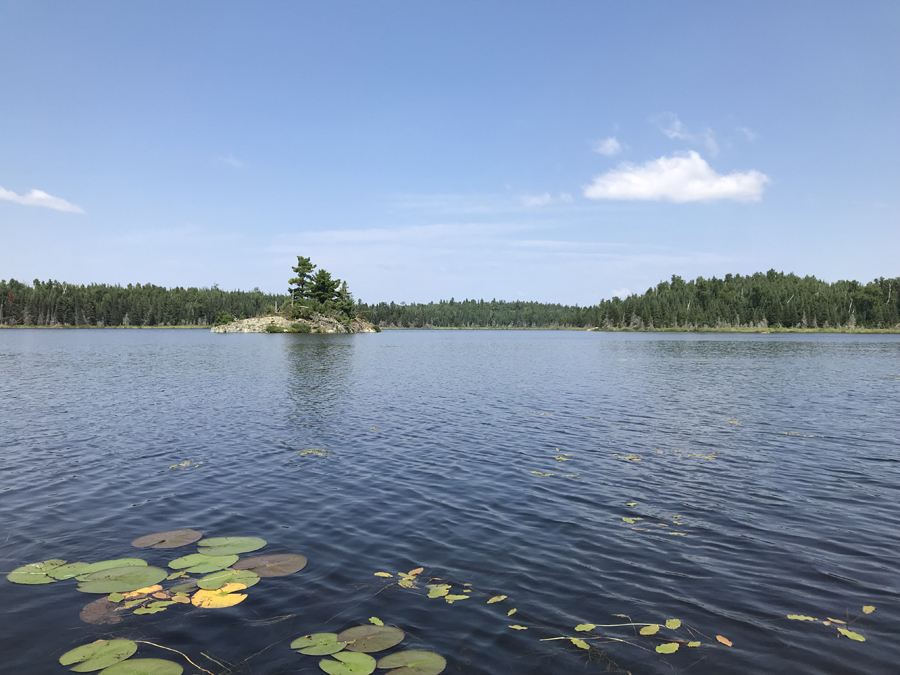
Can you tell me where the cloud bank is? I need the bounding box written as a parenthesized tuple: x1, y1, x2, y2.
(0, 186, 85, 213)
(583, 151, 769, 203)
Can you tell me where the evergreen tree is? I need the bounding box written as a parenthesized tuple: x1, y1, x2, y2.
(288, 256, 316, 307)
(309, 269, 341, 305)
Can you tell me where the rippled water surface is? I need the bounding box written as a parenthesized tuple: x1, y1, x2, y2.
(2, 329, 899, 675)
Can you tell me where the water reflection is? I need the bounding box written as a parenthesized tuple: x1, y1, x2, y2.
(283, 335, 355, 433)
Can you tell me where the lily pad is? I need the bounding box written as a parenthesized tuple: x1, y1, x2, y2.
(639, 624, 660, 636)
(95, 659, 183, 675)
(131, 529, 202, 549)
(291, 633, 348, 656)
(233, 553, 307, 577)
(196, 536, 266, 556)
(569, 639, 590, 651)
(7, 559, 67, 584)
(77, 567, 168, 594)
(80, 598, 124, 625)
(68, 559, 149, 581)
(337, 625, 404, 653)
(59, 639, 137, 672)
(319, 652, 376, 675)
(665, 618, 682, 630)
(837, 628, 865, 642)
(168, 554, 238, 574)
(426, 584, 450, 599)
(197, 568, 260, 590)
(575, 624, 596, 632)
(376, 651, 446, 675)
(191, 582, 248, 608)
(48, 562, 94, 580)
(168, 581, 198, 594)
(487, 595, 506, 604)
(787, 615, 818, 621)
(656, 643, 679, 654)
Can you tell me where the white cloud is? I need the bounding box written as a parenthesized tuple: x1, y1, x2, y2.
(0, 186, 85, 213)
(739, 126, 759, 141)
(583, 151, 769, 203)
(520, 192, 574, 208)
(593, 136, 622, 156)
(218, 154, 245, 169)
(658, 113, 718, 155)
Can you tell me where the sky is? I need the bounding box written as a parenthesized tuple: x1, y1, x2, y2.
(1, 1, 898, 304)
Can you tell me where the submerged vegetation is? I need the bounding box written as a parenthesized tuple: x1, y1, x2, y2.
(1, 270, 898, 330)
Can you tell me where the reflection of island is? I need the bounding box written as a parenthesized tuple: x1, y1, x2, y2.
(211, 315, 377, 334)
(284, 338, 356, 432)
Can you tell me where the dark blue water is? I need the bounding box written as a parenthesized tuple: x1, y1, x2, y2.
(1, 329, 898, 675)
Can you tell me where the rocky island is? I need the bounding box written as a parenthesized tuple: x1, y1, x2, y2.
(211, 314, 377, 334)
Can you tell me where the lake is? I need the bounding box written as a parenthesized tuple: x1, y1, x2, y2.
(1, 329, 898, 675)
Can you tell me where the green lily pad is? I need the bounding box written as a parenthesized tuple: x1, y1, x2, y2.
(95, 659, 183, 675)
(7, 559, 66, 584)
(837, 628, 866, 642)
(168, 554, 238, 574)
(76, 566, 167, 594)
(168, 581, 198, 594)
(291, 633, 348, 655)
(376, 651, 447, 675)
(131, 529, 203, 549)
(197, 568, 260, 590)
(133, 606, 166, 615)
(48, 562, 94, 580)
(70, 559, 148, 581)
(337, 625, 404, 653)
(232, 553, 307, 577)
(656, 643, 679, 654)
(196, 537, 266, 556)
(59, 639, 137, 672)
(318, 652, 376, 675)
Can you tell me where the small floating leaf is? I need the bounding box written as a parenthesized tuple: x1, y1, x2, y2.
(487, 595, 506, 604)
(166, 571, 186, 581)
(640, 624, 660, 636)
(59, 639, 137, 672)
(148, 601, 173, 608)
(665, 619, 682, 630)
(79, 598, 123, 625)
(108, 593, 124, 603)
(626, 502, 637, 506)
(121, 585, 163, 599)
(92, 659, 183, 675)
(787, 615, 818, 621)
(575, 623, 596, 632)
(131, 529, 202, 549)
(716, 635, 733, 647)
(507, 608, 516, 616)
(376, 650, 446, 675)
(8, 559, 67, 584)
(369, 617, 384, 626)
(168, 554, 238, 574)
(133, 606, 166, 615)
(77, 567, 167, 594)
(687, 641, 701, 647)
(72, 559, 149, 580)
(233, 553, 307, 577)
(190, 582, 248, 608)
(508, 625, 527, 630)
(337, 625, 405, 653)
(427, 584, 450, 598)
(407, 567, 424, 576)
(171, 595, 190, 604)
(48, 562, 95, 580)
(197, 568, 260, 590)
(656, 643, 679, 654)
(862, 605, 875, 614)
(319, 652, 376, 675)
(444, 594, 468, 603)
(197, 536, 267, 556)
(623, 518, 635, 524)
(570, 638, 589, 650)
(826, 618, 846, 624)
(291, 633, 348, 656)
(398, 579, 416, 588)
(837, 628, 865, 642)
(374, 572, 393, 578)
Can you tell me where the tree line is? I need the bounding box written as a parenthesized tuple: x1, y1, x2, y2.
(1, 270, 898, 329)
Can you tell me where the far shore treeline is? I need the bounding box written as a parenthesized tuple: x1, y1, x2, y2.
(1, 271, 898, 330)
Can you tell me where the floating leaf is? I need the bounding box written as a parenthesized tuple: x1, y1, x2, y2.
(575, 623, 596, 632)
(191, 582, 248, 608)
(133, 607, 166, 615)
(70, 559, 149, 580)
(570, 638, 590, 650)
(667, 532, 687, 536)
(398, 579, 416, 588)
(837, 628, 865, 642)
(369, 617, 384, 626)
(622, 518, 635, 524)
(148, 601, 173, 608)
(77, 567, 167, 594)
(656, 643, 679, 654)
(152, 592, 170, 599)
(787, 615, 818, 621)
(687, 641, 701, 647)
(716, 635, 732, 647)
(507, 608, 516, 616)
(626, 502, 637, 506)
(197, 536, 267, 557)
(168, 581, 198, 594)
(131, 529, 202, 549)
(80, 598, 124, 625)
(407, 567, 424, 576)
(826, 617, 846, 624)
(168, 554, 238, 574)
(232, 553, 307, 577)
(92, 659, 183, 675)
(319, 652, 376, 675)
(108, 593, 124, 603)
(48, 562, 95, 580)
(487, 595, 506, 604)
(171, 595, 190, 604)
(376, 650, 447, 675)
(427, 584, 450, 598)
(197, 568, 260, 590)
(121, 585, 163, 599)
(59, 639, 137, 672)
(337, 625, 404, 653)
(862, 606, 875, 614)
(665, 619, 682, 630)
(7, 559, 67, 584)
(166, 571, 186, 581)
(640, 625, 660, 636)
(291, 633, 348, 656)
(444, 594, 468, 604)
(508, 625, 527, 630)
(374, 572, 393, 578)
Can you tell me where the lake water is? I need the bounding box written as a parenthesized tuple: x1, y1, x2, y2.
(2, 329, 898, 675)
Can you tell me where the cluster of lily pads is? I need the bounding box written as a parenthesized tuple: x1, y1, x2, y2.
(620, 501, 688, 537)
(528, 448, 579, 479)
(786, 605, 875, 642)
(58, 638, 182, 675)
(290, 619, 446, 675)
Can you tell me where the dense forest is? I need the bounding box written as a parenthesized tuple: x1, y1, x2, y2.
(1, 271, 898, 329)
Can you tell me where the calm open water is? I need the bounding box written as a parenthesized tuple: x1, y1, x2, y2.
(1, 329, 898, 675)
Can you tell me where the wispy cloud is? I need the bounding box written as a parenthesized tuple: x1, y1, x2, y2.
(657, 113, 718, 156)
(0, 186, 85, 213)
(738, 126, 759, 141)
(519, 192, 574, 208)
(593, 136, 622, 156)
(217, 154, 246, 169)
(583, 151, 769, 203)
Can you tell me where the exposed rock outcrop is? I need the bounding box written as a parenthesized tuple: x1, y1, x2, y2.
(211, 315, 377, 334)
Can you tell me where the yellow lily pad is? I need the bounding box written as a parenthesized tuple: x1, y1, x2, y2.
(190, 582, 247, 608)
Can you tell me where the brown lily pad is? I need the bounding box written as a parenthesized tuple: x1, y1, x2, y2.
(80, 597, 124, 625)
(337, 625, 405, 653)
(232, 553, 307, 577)
(131, 529, 203, 549)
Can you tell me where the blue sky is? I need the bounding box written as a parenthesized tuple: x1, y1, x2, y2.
(1, 1, 898, 304)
